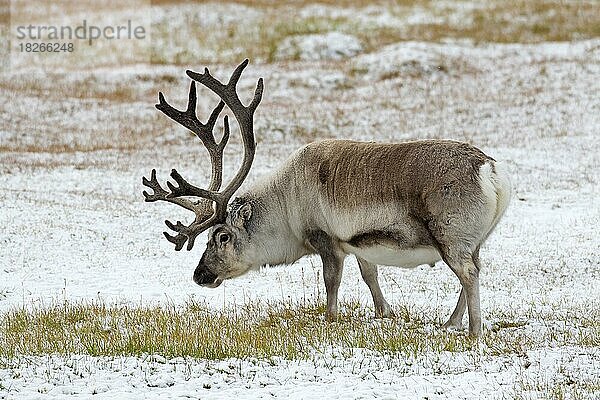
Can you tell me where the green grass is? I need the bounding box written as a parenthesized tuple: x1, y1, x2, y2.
(1, 299, 598, 361)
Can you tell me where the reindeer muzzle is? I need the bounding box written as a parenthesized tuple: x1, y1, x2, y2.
(193, 268, 222, 288)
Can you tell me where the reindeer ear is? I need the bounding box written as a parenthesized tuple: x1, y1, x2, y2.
(239, 202, 252, 221)
(232, 202, 253, 229)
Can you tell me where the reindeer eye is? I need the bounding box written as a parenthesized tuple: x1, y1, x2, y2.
(218, 233, 230, 244)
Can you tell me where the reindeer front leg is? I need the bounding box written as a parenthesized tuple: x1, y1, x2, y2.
(322, 252, 344, 321)
(307, 230, 345, 321)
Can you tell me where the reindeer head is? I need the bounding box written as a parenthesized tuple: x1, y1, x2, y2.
(142, 60, 263, 288)
(194, 198, 260, 287)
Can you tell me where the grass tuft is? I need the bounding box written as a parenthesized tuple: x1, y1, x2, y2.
(1, 300, 598, 361)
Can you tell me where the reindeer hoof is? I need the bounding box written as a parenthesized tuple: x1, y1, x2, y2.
(468, 327, 482, 337)
(375, 302, 395, 319)
(442, 320, 464, 332)
(325, 310, 338, 322)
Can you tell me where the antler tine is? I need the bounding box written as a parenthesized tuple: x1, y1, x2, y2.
(142, 169, 200, 213)
(226, 58, 248, 90)
(162, 210, 220, 251)
(165, 212, 220, 251)
(203, 100, 226, 146)
(142, 169, 168, 200)
(248, 78, 264, 114)
(163, 231, 187, 251)
(218, 115, 230, 151)
(186, 59, 263, 119)
(156, 81, 226, 149)
(165, 169, 221, 202)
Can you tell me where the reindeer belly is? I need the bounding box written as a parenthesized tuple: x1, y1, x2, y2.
(341, 242, 440, 268)
(339, 228, 441, 268)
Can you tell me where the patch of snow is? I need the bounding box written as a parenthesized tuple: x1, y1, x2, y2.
(1, 347, 599, 399)
(275, 32, 363, 61)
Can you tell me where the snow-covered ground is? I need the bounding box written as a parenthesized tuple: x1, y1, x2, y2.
(2, 346, 599, 399)
(1, 3, 600, 398)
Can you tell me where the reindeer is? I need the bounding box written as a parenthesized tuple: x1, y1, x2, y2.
(142, 60, 511, 336)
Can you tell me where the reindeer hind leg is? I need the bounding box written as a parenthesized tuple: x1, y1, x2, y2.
(356, 257, 394, 318)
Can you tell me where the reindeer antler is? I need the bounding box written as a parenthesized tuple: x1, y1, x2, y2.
(142, 59, 263, 250)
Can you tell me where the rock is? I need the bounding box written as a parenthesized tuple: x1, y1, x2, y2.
(275, 32, 362, 61)
(352, 42, 450, 80)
